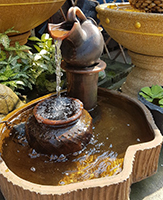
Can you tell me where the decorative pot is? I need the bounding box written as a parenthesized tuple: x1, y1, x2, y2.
(0, 0, 66, 44)
(26, 96, 93, 155)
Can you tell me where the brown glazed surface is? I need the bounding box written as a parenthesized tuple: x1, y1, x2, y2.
(26, 108, 92, 155)
(49, 6, 104, 67)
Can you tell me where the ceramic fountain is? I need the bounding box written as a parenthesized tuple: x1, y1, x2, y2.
(96, 2, 163, 98)
(0, 6, 162, 200)
(0, 0, 66, 45)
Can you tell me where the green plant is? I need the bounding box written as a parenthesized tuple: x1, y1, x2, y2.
(0, 28, 39, 92)
(139, 85, 163, 107)
(0, 28, 62, 95)
(28, 33, 64, 95)
(28, 33, 62, 75)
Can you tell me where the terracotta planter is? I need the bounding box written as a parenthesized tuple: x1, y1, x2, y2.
(0, 0, 66, 44)
(0, 88, 162, 200)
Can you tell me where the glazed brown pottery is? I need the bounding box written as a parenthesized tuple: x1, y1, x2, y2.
(26, 96, 93, 155)
(48, 6, 104, 67)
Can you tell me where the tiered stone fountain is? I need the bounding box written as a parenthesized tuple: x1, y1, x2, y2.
(0, 0, 66, 45)
(96, 2, 163, 98)
(0, 5, 162, 200)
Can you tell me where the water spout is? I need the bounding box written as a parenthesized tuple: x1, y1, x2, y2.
(54, 39, 62, 97)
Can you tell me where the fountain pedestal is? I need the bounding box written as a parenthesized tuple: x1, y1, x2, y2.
(122, 51, 163, 97)
(62, 60, 106, 110)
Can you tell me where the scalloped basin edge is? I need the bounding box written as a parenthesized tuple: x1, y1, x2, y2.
(0, 88, 162, 200)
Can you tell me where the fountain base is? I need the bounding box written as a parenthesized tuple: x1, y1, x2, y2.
(62, 60, 106, 110)
(0, 88, 162, 200)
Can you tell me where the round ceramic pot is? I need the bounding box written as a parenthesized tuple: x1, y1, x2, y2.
(138, 92, 163, 134)
(26, 96, 93, 155)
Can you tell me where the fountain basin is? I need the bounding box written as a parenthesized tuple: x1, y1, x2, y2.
(96, 3, 163, 56)
(0, 88, 162, 200)
(0, 0, 66, 44)
(96, 3, 163, 97)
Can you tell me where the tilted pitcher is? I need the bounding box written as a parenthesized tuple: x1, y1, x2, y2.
(48, 6, 104, 67)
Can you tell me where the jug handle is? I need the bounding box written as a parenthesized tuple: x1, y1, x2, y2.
(67, 6, 87, 22)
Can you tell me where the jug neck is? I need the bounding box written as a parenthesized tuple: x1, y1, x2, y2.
(66, 21, 87, 47)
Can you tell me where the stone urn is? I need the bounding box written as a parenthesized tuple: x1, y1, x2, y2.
(96, 2, 163, 97)
(0, 0, 66, 44)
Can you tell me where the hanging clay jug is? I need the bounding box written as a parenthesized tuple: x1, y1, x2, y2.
(48, 6, 104, 67)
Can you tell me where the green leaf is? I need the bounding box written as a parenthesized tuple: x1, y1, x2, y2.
(33, 44, 41, 52)
(4, 27, 19, 35)
(159, 99, 163, 106)
(46, 39, 52, 48)
(5, 46, 17, 51)
(139, 92, 153, 102)
(19, 45, 31, 51)
(15, 41, 20, 49)
(0, 74, 9, 81)
(28, 36, 41, 42)
(37, 62, 48, 70)
(140, 87, 153, 97)
(16, 51, 28, 59)
(0, 60, 8, 65)
(4, 65, 18, 78)
(0, 51, 6, 61)
(0, 34, 10, 48)
(41, 54, 51, 61)
(151, 85, 163, 95)
(8, 55, 19, 64)
(14, 73, 29, 79)
(41, 33, 50, 42)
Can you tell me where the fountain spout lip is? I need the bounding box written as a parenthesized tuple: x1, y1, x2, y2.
(33, 97, 83, 127)
(48, 6, 87, 41)
(48, 21, 87, 42)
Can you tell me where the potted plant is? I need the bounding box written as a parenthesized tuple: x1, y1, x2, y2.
(138, 84, 163, 134)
